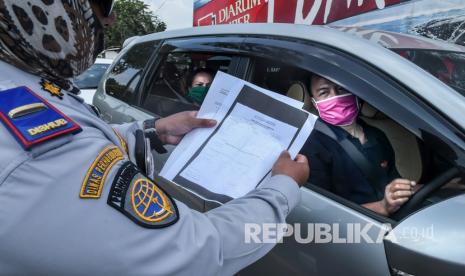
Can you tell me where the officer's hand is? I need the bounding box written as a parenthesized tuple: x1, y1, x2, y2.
(272, 151, 309, 187)
(155, 111, 216, 145)
(382, 179, 417, 214)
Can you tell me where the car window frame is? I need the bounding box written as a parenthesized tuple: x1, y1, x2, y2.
(135, 35, 248, 115)
(390, 48, 465, 97)
(238, 35, 465, 223)
(103, 39, 163, 106)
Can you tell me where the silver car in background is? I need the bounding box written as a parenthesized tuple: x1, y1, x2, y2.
(74, 58, 113, 104)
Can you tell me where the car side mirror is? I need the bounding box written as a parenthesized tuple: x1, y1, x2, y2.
(383, 195, 465, 275)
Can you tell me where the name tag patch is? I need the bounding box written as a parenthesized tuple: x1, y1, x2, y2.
(0, 86, 81, 149)
(107, 162, 179, 228)
(80, 145, 124, 199)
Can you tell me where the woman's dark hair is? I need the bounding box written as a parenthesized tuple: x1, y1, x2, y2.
(187, 68, 215, 87)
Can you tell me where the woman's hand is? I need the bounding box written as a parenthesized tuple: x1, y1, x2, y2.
(381, 178, 417, 215)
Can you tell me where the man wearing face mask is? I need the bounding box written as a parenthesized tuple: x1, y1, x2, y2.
(300, 74, 418, 216)
(186, 68, 214, 105)
(0, 1, 310, 274)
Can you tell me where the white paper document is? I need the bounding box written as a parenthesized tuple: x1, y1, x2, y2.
(180, 103, 298, 198)
(160, 72, 317, 199)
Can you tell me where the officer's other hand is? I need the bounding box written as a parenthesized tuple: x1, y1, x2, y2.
(382, 178, 417, 215)
(272, 151, 309, 187)
(155, 111, 216, 145)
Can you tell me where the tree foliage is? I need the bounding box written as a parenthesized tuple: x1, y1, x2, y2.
(104, 0, 166, 48)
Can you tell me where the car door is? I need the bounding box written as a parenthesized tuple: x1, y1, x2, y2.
(232, 35, 465, 275)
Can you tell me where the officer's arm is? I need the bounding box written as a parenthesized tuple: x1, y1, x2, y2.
(110, 112, 215, 161)
(111, 121, 142, 137)
(165, 152, 307, 275)
(172, 174, 300, 275)
(110, 121, 143, 160)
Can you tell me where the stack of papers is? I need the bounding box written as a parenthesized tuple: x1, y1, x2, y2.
(160, 72, 317, 199)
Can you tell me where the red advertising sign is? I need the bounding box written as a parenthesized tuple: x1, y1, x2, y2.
(194, 0, 268, 26)
(193, 0, 404, 27)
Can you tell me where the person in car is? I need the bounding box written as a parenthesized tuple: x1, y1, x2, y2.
(301, 74, 418, 216)
(186, 68, 214, 105)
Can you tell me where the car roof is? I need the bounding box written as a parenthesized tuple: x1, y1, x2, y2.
(133, 23, 465, 52)
(126, 23, 465, 130)
(330, 26, 465, 51)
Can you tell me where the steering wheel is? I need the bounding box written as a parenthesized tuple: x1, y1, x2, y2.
(392, 167, 460, 220)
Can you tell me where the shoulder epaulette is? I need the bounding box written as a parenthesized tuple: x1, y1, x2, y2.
(0, 86, 81, 150)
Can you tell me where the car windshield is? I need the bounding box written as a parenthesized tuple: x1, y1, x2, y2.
(74, 63, 110, 89)
(393, 49, 465, 96)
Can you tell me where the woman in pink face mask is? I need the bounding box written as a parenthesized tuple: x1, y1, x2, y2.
(301, 75, 419, 217)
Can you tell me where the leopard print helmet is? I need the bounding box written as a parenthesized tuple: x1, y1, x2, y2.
(0, 0, 104, 92)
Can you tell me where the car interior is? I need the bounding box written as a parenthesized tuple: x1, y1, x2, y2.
(244, 56, 465, 221)
(272, 61, 465, 221)
(141, 52, 232, 117)
(142, 50, 465, 222)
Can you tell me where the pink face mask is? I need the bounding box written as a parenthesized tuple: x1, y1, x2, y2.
(314, 94, 359, 126)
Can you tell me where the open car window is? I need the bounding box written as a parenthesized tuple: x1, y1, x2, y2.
(245, 54, 465, 221)
(250, 57, 312, 94)
(141, 51, 232, 117)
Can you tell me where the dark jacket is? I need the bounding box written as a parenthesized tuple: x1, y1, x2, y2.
(300, 119, 400, 204)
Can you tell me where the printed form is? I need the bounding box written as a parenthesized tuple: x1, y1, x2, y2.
(160, 72, 317, 199)
(180, 103, 298, 198)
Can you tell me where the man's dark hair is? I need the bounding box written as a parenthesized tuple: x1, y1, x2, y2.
(309, 73, 322, 98)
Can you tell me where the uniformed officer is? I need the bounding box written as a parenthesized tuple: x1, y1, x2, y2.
(0, 1, 309, 275)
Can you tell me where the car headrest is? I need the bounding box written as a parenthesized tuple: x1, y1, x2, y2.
(360, 102, 388, 120)
(360, 102, 378, 118)
(287, 82, 305, 101)
(286, 81, 316, 114)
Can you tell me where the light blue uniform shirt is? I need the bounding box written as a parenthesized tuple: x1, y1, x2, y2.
(0, 61, 301, 276)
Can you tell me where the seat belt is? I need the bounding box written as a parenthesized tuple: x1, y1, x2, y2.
(313, 120, 385, 197)
(163, 78, 190, 104)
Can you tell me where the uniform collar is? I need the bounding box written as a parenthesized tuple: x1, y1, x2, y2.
(0, 60, 78, 95)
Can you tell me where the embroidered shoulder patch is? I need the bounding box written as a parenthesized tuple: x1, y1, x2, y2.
(80, 145, 124, 199)
(0, 86, 81, 149)
(107, 162, 179, 228)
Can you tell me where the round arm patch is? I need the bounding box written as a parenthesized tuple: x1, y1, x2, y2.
(107, 162, 179, 228)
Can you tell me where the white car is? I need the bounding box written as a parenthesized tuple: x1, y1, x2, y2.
(94, 24, 465, 275)
(74, 58, 113, 104)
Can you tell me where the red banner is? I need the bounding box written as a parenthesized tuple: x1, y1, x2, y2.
(194, 0, 404, 26)
(194, 0, 268, 26)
